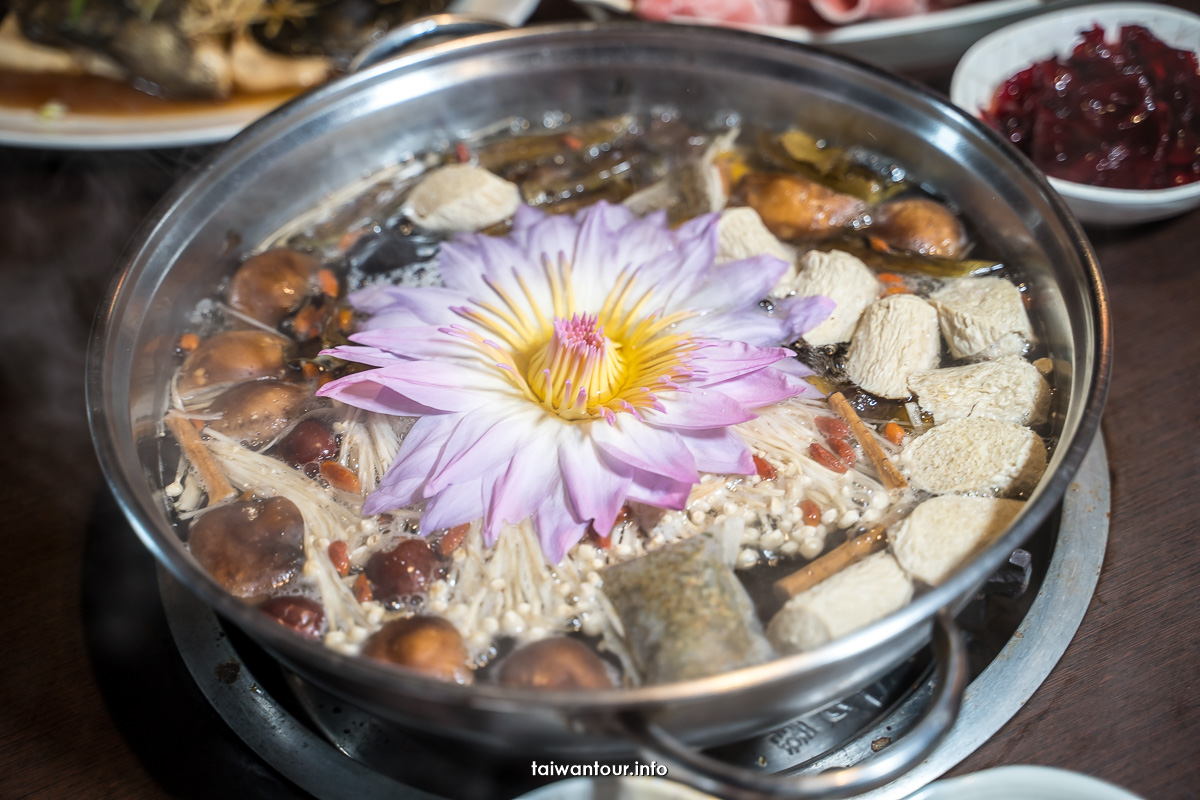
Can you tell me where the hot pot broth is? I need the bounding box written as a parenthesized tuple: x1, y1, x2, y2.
(162, 110, 1055, 689)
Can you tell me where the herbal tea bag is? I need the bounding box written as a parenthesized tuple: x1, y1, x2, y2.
(602, 534, 775, 684)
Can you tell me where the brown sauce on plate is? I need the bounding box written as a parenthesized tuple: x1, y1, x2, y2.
(0, 69, 299, 117)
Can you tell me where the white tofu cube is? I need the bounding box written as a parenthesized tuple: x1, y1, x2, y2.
(908, 355, 1050, 426)
(890, 495, 1025, 585)
(900, 416, 1047, 497)
(403, 164, 520, 233)
(930, 276, 1033, 360)
(767, 551, 913, 653)
(845, 294, 940, 398)
(780, 249, 881, 345)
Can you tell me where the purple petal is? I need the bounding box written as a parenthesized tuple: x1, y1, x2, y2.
(363, 415, 461, 514)
(319, 344, 406, 368)
(777, 294, 837, 341)
(317, 374, 449, 417)
(771, 356, 816, 378)
(639, 215, 717, 308)
(420, 475, 486, 534)
(690, 340, 793, 386)
(533, 480, 590, 564)
(591, 418, 698, 484)
(622, 466, 693, 510)
(512, 203, 547, 232)
(350, 286, 468, 326)
(348, 326, 477, 362)
(323, 361, 499, 413)
(424, 407, 536, 494)
(705, 366, 808, 408)
(652, 387, 756, 429)
(683, 308, 792, 346)
(678, 427, 755, 475)
(484, 428, 561, 543)
(520, 212, 584, 272)
(436, 236, 504, 295)
(558, 430, 632, 535)
(573, 201, 633, 273)
(685, 253, 790, 313)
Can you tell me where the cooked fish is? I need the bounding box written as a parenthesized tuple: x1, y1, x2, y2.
(11, 0, 231, 97)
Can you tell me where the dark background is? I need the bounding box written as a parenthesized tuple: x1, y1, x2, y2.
(2, 2, 1199, 798)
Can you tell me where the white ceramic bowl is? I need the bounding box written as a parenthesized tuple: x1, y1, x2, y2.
(512, 765, 1146, 799)
(514, 776, 716, 800)
(950, 3, 1200, 226)
(910, 765, 1146, 799)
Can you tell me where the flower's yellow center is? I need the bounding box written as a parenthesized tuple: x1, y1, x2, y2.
(450, 255, 697, 422)
(527, 314, 625, 415)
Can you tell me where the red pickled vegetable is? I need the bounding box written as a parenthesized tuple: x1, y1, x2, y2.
(984, 25, 1200, 190)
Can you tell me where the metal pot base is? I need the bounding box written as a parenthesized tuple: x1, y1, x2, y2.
(159, 438, 1108, 800)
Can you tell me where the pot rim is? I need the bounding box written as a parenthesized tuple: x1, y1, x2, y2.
(87, 20, 1111, 714)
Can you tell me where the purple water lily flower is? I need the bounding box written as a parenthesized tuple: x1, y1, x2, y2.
(318, 202, 833, 562)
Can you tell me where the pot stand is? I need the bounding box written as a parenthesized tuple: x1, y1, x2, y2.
(159, 437, 1109, 800)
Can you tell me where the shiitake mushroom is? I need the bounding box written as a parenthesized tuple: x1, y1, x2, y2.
(188, 497, 305, 598)
(364, 539, 446, 604)
(497, 638, 614, 690)
(869, 198, 967, 257)
(227, 249, 318, 326)
(274, 418, 338, 468)
(737, 172, 866, 239)
(177, 330, 292, 397)
(361, 616, 473, 684)
(207, 380, 311, 447)
(260, 595, 326, 640)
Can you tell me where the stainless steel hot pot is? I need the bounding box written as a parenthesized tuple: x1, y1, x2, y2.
(87, 20, 1110, 798)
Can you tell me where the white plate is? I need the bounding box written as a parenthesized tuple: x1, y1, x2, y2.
(514, 776, 717, 800)
(0, 0, 539, 150)
(512, 766, 1144, 800)
(576, 0, 1095, 69)
(910, 765, 1146, 799)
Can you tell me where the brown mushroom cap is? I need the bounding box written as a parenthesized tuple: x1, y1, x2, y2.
(274, 418, 338, 468)
(189, 497, 305, 598)
(361, 616, 473, 684)
(227, 249, 318, 326)
(364, 539, 446, 603)
(737, 172, 866, 239)
(260, 595, 326, 640)
(870, 198, 967, 257)
(177, 330, 291, 397)
(207, 380, 311, 448)
(497, 637, 614, 690)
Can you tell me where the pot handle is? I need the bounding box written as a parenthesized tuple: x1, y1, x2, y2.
(618, 609, 968, 800)
(349, 14, 510, 73)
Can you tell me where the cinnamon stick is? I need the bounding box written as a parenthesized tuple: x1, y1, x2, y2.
(828, 392, 908, 492)
(166, 416, 237, 503)
(773, 525, 888, 600)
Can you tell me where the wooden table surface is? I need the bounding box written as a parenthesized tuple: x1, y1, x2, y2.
(1, 18, 1198, 800)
